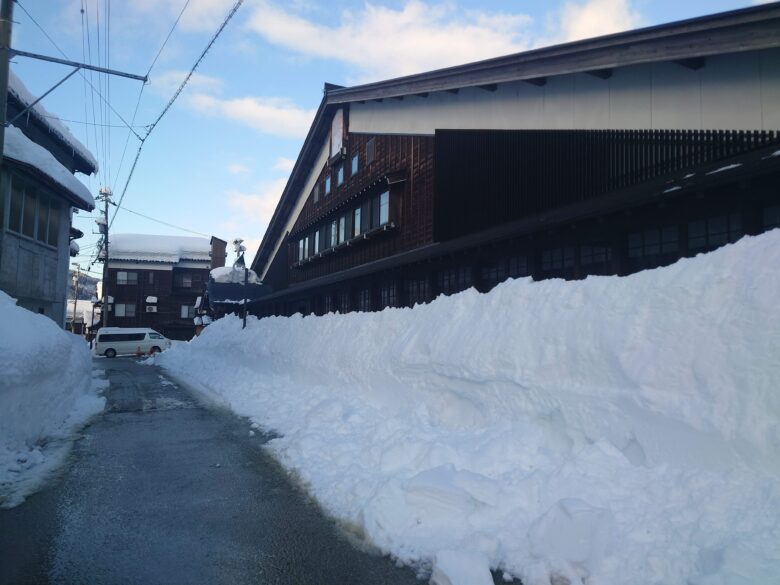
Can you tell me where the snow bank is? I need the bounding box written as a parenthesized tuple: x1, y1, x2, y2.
(0, 292, 105, 508)
(4, 126, 94, 210)
(9, 69, 98, 172)
(108, 233, 211, 263)
(157, 231, 780, 585)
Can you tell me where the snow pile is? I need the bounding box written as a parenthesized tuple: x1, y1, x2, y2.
(157, 231, 780, 585)
(108, 233, 211, 263)
(4, 126, 94, 210)
(210, 264, 260, 284)
(0, 291, 105, 508)
(8, 69, 98, 172)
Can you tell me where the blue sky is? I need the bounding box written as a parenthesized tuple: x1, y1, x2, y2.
(10, 0, 761, 276)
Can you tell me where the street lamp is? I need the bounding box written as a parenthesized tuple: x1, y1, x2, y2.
(233, 238, 248, 330)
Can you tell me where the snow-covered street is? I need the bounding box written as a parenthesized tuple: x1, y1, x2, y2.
(0, 358, 422, 585)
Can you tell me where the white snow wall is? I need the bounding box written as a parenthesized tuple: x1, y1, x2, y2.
(159, 230, 780, 585)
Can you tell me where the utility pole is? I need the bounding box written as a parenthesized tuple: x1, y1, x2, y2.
(71, 262, 81, 332)
(0, 0, 14, 158)
(98, 187, 112, 328)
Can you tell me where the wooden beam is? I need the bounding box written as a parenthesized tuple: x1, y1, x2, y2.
(524, 77, 547, 86)
(673, 57, 706, 70)
(586, 68, 612, 79)
(478, 83, 498, 92)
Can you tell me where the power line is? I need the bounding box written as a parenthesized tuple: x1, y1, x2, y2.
(110, 202, 210, 237)
(109, 0, 244, 229)
(111, 0, 190, 192)
(15, 0, 143, 141)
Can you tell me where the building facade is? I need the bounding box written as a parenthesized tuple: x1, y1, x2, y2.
(0, 72, 97, 325)
(251, 5, 780, 317)
(104, 235, 226, 340)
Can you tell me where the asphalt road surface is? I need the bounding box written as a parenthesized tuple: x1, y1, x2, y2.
(0, 358, 423, 585)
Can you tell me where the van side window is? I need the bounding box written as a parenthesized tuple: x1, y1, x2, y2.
(149, 333, 163, 339)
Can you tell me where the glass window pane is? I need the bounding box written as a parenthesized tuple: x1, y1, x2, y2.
(314, 231, 320, 254)
(708, 216, 728, 247)
(325, 176, 331, 195)
(563, 247, 575, 268)
(10, 179, 23, 232)
(36, 196, 49, 242)
(763, 205, 780, 229)
(728, 213, 742, 242)
(337, 166, 344, 186)
(47, 201, 60, 245)
(351, 154, 359, 175)
(688, 220, 706, 250)
(661, 226, 678, 254)
(23, 190, 36, 237)
(379, 191, 389, 225)
(354, 207, 361, 236)
(338, 216, 345, 243)
(644, 229, 660, 255)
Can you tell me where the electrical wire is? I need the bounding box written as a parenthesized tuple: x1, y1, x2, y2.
(110, 203, 211, 237)
(16, 0, 143, 141)
(108, 0, 245, 229)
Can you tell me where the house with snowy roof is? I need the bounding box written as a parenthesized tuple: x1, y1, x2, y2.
(250, 3, 780, 318)
(102, 234, 226, 340)
(0, 70, 97, 326)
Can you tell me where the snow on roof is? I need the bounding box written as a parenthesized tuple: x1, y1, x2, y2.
(108, 234, 212, 263)
(210, 265, 259, 284)
(8, 70, 98, 173)
(4, 126, 95, 210)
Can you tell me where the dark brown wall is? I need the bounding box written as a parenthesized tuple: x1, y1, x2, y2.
(106, 266, 208, 339)
(283, 133, 435, 285)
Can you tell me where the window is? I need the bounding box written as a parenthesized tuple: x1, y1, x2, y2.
(351, 153, 359, 176)
(628, 226, 678, 258)
(22, 189, 36, 237)
(36, 195, 49, 244)
(339, 290, 350, 313)
(149, 333, 164, 340)
(330, 220, 338, 248)
(357, 288, 371, 312)
(324, 294, 335, 314)
(174, 273, 193, 288)
(314, 230, 320, 254)
(337, 165, 344, 186)
(380, 282, 398, 308)
(180, 305, 196, 319)
(325, 175, 331, 196)
(541, 247, 575, 272)
(312, 184, 319, 204)
(354, 207, 362, 236)
(304, 236, 310, 259)
(114, 303, 136, 318)
(438, 267, 472, 295)
(47, 201, 59, 246)
(405, 278, 430, 306)
(116, 271, 138, 285)
(688, 214, 742, 250)
(298, 239, 304, 261)
(580, 244, 612, 266)
(149, 272, 154, 284)
(763, 205, 780, 230)
(9, 179, 23, 232)
(508, 256, 529, 278)
(481, 262, 507, 288)
(338, 216, 346, 244)
(379, 191, 389, 225)
(366, 138, 376, 165)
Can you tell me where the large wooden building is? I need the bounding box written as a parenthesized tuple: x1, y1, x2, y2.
(250, 5, 780, 317)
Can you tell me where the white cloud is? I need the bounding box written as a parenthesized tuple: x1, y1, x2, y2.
(227, 163, 250, 175)
(553, 0, 643, 43)
(274, 157, 296, 173)
(246, 1, 534, 82)
(225, 177, 288, 229)
(188, 93, 316, 139)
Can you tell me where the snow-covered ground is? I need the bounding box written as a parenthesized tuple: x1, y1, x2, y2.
(156, 230, 780, 585)
(0, 292, 106, 508)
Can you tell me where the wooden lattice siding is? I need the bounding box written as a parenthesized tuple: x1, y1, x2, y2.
(434, 129, 780, 241)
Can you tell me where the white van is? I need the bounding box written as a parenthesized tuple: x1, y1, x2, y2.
(95, 327, 172, 358)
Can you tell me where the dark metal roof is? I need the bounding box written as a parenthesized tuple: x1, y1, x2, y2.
(251, 2, 780, 276)
(327, 3, 780, 103)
